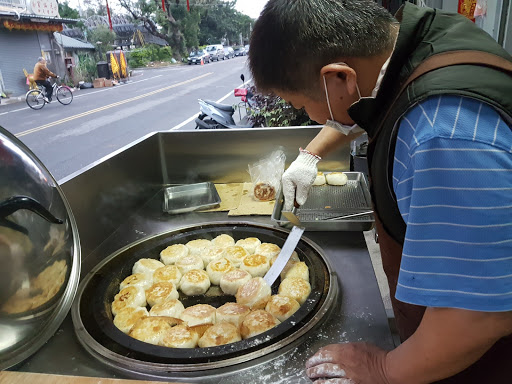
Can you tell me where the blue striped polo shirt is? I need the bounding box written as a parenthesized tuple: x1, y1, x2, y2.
(393, 95, 512, 311)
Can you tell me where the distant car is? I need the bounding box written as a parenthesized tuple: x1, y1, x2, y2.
(223, 46, 235, 59)
(234, 47, 246, 56)
(244, 44, 250, 54)
(188, 50, 210, 65)
(205, 44, 225, 61)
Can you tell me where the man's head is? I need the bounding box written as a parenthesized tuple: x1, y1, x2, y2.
(249, 0, 397, 124)
(37, 57, 46, 65)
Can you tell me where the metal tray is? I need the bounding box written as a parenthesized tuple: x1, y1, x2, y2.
(163, 182, 220, 214)
(272, 172, 374, 231)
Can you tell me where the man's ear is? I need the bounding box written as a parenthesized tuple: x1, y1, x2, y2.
(320, 63, 358, 98)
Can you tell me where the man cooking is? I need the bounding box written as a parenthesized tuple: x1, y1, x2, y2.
(33, 57, 58, 103)
(248, 1, 512, 383)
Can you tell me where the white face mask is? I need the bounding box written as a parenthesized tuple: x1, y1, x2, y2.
(323, 63, 364, 135)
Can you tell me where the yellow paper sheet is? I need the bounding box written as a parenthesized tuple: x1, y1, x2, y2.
(228, 182, 275, 216)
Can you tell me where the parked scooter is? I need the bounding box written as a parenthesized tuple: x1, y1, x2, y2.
(195, 75, 255, 129)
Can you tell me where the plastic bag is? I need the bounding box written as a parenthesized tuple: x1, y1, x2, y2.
(248, 149, 286, 201)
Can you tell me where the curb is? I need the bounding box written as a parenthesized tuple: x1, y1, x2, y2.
(0, 96, 24, 106)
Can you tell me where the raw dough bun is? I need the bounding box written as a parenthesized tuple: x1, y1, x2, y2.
(119, 273, 153, 291)
(313, 171, 327, 186)
(160, 244, 189, 265)
(220, 269, 252, 295)
(281, 261, 309, 282)
(198, 322, 241, 348)
(132, 258, 165, 276)
(240, 254, 270, 277)
(186, 239, 212, 256)
(113, 306, 149, 334)
(180, 304, 216, 326)
(111, 286, 146, 316)
(200, 246, 225, 268)
(153, 265, 182, 286)
(145, 282, 179, 307)
(206, 257, 235, 285)
(176, 254, 204, 274)
(265, 294, 300, 322)
(236, 277, 271, 310)
(223, 245, 250, 267)
(278, 277, 311, 305)
(179, 269, 211, 296)
(161, 324, 199, 348)
(235, 237, 262, 255)
(211, 234, 235, 248)
(255, 243, 281, 259)
(253, 182, 276, 201)
(216, 302, 250, 328)
(149, 298, 185, 318)
(240, 309, 280, 339)
(325, 172, 348, 186)
(129, 316, 182, 345)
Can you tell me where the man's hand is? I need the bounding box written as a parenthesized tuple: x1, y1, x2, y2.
(282, 150, 319, 211)
(306, 343, 389, 384)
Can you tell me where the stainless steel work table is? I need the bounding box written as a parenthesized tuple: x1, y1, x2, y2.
(10, 128, 394, 383)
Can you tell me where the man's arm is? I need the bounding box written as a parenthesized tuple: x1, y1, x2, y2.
(305, 125, 363, 157)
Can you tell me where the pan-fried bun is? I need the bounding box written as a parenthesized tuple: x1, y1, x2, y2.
(240, 254, 270, 277)
(216, 302, 250, 327)
(281, 261, 309, 282)
(220, 269, 252, 295)
(206, 257, 235, 285)
(160, 243, 189, 265)
(236, 277, 271, 310)
(153, 265, 182, 286)
(270, 251, 299, 266)
(180, 269, 211, 296)
(223, 245, 249, 267)
(235, 237, 261, 255)
(161, 324, 199, 348)
(240, 310, 280, 339)
(200, 246, 225, 268)
(255, 243, 281, 259)
(111, 286, 146, 316)
(176, 254, 204, 274)
(145, 282, 179, 307)
(278, 277, 311, 305)
(198, 322, 241, 348)
(129, 316, 181, 345)
(211, 234, 235, 248)
(120, 273, 153, 291)
(265, 294, 300, 322)
(313, 171, 326, 186)
(181, 304, 216, 326)
(149, 299, 185, 318)
(186, 239, 212, 256)
(113, 307, 149, 334)
(326, 172, 348, 186)
(132, 258, 165, 276)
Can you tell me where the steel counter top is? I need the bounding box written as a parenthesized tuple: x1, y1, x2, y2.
(12, 189, 394, 383)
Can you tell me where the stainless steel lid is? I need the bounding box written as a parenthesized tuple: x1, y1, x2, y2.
(0, 126, 80, 369)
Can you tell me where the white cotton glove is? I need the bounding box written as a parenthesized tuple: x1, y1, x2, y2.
(282, 150, 320, 212)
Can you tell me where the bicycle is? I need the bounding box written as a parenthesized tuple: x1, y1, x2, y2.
(25, 78, 73, 110)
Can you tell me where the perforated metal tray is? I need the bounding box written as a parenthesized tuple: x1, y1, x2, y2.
(163, 182, 221, 214)
(271, 172, 374, 231)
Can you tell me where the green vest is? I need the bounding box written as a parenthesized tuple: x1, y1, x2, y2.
(348, 3, 512, 244)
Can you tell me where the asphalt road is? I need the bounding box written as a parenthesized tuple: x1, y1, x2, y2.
(0, 56, 250, 181)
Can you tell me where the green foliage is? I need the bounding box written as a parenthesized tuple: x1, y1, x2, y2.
(75, 53, 97, 83)
(128, 45, 174, 67)
(58, 1, 80, 19)
(88, 25, 117, 61)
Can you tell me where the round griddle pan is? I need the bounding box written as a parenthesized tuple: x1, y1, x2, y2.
(73, 222, 335, 370)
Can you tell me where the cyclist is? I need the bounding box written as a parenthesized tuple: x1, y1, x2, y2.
(33, 57, 58, 103)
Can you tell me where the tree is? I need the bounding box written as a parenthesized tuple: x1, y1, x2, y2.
(88, 25, 116, 61)
(58, 1, 80, 19)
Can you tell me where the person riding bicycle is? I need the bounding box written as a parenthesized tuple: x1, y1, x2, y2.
(33, 57, 58, 103)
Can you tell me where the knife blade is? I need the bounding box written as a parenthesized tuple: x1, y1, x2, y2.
(263, 225, 305, 287)
(281, 210, 302, 227)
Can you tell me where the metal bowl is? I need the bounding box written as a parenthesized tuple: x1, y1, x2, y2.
(72, 222, 337, 377)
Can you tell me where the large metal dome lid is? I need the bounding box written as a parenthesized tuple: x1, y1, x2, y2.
(0, 125, 81, 369)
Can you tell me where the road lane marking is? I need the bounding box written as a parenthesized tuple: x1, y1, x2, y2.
(16, 73, 213, 137)
(169, 78, 252, 131)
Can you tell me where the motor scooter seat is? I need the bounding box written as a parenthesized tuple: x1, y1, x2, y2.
(204, 100, 234, 113)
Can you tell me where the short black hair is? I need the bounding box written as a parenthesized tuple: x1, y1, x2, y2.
(249, 0, 397, 96)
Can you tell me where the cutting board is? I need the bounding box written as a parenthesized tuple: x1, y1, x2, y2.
(0, 371, 186, 384)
